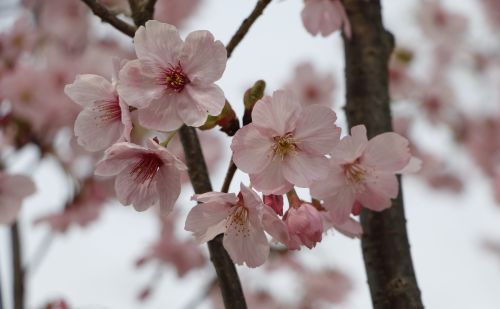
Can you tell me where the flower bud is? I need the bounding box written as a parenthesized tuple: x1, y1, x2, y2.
(284, 203, 323, 250)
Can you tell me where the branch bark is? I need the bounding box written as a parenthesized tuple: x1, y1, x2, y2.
(11, 222, 24, 309)
(341, 1, 423, 308)
(81, 0, 137, 37)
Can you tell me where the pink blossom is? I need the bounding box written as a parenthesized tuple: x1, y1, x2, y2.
(185, 183, 288, 268)
(320, 211, 363, 238)
(231, 89, 341, 194)
(154, 0, 200, 28)
(65, 62, 132, 152)
(311, 125, 413, 224)
(95, 138, 187, 214)
(0, 173, 36, 224)
(301, 269, 352, 306)
(284, 203, 323, 250)
(301, 0, 351, 38)
(285, 62, 336, 108)
(118, 20, 226, 131)
(263, 194, 284, 216)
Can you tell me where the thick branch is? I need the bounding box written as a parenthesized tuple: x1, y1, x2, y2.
(178, 126, 247, 309)
(226, 0, 273, 58)
(11, 222, 24, 309)
(341, 1, 423, 308)
(81, 0, 137, 37)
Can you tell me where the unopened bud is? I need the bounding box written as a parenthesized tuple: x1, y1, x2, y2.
(243, 80, 266, 125)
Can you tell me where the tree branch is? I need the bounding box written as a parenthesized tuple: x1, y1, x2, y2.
(11, 222, 24, 309)
(341, 1, 423, 308)
(128, 0, 157, 27)
(81, 0, 137, 37)
(226, 0, 273, 59)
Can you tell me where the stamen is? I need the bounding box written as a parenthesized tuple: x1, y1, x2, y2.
(272, 132, 297, 159)
(343, 160, 368, 185)
(160, 61, 190, 92)
(129, 153, 163, 186)
(226, 197, 250, 237)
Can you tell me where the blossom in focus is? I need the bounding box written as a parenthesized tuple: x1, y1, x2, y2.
(231, 89, 340, 194)
(301, 0, 351, 38)
(285, 62, 336, 108)
(118, 20, 227, 131)
(65, 63, 132, 152)
(0, 173, 36, 224)
(284, 203, 323, 250)
(95, 138, 187, 214)
(263, 194, 284, 216)
(185, 183, 288, 268)
(311, 125, 414, 224)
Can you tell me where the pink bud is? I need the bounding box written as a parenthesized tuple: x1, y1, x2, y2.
(138, 287, 152, 302)
(284, 203, 323, 250)
(351, 201, 362, 216)
(263, 194, 284, 216)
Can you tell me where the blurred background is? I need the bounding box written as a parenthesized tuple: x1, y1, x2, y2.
(1, 0, 500, 308)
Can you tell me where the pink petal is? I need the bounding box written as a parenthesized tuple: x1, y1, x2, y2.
(119, 99, 133, 142)
(231, 124, 274, 174)
(95, 143, 147, 176)
(301, 0, 324, 36)
(192, 192, 238, 204)
(251, 90, 301, 136)
(64, 74, 115, 107)
(138, 95, 184, 131)
(310, 163, 345, 199)
(185, 83, 225, 116)
(0, 196, 22, 224)
(282, 153, 329, 187)
(185, 201, 230, 243)
(117, 59, 164, 108)
(2, 174, 36, 198)
(324, 187, 355, 224)
(357, 172, 398, 211)
(156, 165, 181, 216)
(134, 20, 182, 67)
(333, 218, 362, 238)
(176, 93, 211, 127)
(250, 160, 292, 195)
(362, 132, 411, 172)
(261, 205, 289, 244)
(180, 30, 227, 84)
(294, 105, 340, 154)
(332, 125, 368, 164)
(115, 165, 159, 211)
(74, 108, 123, 152)
(223, 220, 269, 268)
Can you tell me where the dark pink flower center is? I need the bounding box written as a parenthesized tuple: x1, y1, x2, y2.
(130, 153, 164, 185)
(162, 62, 190, 92)
(95, 98, 121, 123)
(272, 132, 297, 159)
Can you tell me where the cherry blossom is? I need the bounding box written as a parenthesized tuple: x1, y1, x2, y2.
(65, 61, 132, 152)
(185, 183, 288, 268)
(118, 20, 227, 131)
(154, 0, 201, 27)
(95, 138, 187, 214)
(284, 203, 323, 250)
(285, 62, 336, 108)
(231, 89, 341, 194)
(311, 125, 413, 224)
(0, 173, 36, 224)
(301, 0, 351, 38)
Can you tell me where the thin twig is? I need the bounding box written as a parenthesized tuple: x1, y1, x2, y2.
(220, 159, 237, 193)
(81, 0, 137, 37)
(11, 222, 24, 309)
(226, 0, 273, 58)
(25, 231, 54, 275)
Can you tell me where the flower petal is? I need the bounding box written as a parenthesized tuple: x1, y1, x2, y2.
(74, 108, 123, 152)
(332, 125, 368, 164)
(231, 124, 274, 174)
(250, 160, 292, 195)
(117, 59, 164, 108)
(251, 90, 301, 136)
(294, 105, 340, 154)
(115, 165, 159, 211)
(185, 83, 225, 116)
(95, 143, 147, 176)
(156, 165, 181, 215)
(64, 74, 114, 107)
(282, 153, 329, 187)
(323, 187, 355, 224)
(138, 95, 184, 132)
(185, 201, 230, 243)
(223, 220, 269, 268)
(362, 132, 411, 172)
(134, 20, 183, 66)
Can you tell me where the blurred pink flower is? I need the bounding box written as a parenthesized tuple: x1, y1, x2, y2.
(285, 62, 336, 108)
(231, 89, 340, 194)
(0, 173, 36, 224)
(284, 203, 323, 250)
(301, 269, 352, 306)
(154, 0, 201, 28)
(95, 138, 187, 214)
(301, 0, 351, 38)
(311, 125, 413, 224)
(65, 63, 132, 152)
(185, 183, 288, 267)
(118, 20, 226, 131)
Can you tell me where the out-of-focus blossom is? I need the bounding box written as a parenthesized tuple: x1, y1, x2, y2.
(389, 48, 420, 101)
(285, 62, 336, 108)
(284, 203, 323, 250)
(118, 20, 227, 131)
(42, 298, 70, 309)
(65, 63, 132, 151)
(481, 0, 500, 28)
(0, 15, 37, 74)
(154, 0, 201, 28)
(231, 89, 340, 194)
(95, 138, 187, 214)
(301, 0, 351, 38)
(0, 173, 36, 224)
(185, 183, 288, 267)
(311, 125, 414, 224)
(300, 269, 352, 307)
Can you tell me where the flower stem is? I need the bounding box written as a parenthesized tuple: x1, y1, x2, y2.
(160, 130, 177, 147)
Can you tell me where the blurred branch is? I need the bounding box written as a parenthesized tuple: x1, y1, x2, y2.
(220, 159, 237, 193)
(341, 0, 423, 308)
(80, 0, 137, 37)
(128, 0, 157, 27)
(226, 0, 273, 58)
(25, 231, 54, 275)
(11, 222, 25, 309)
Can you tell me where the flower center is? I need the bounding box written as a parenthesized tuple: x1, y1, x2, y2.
(163, 62, 190, 92)
(94, 98, 121, 124)
(343, 161, 368, 185)
(272, 132, 297, 159)
(130, 153, 163, 185)
(226, 195, 250, 237)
